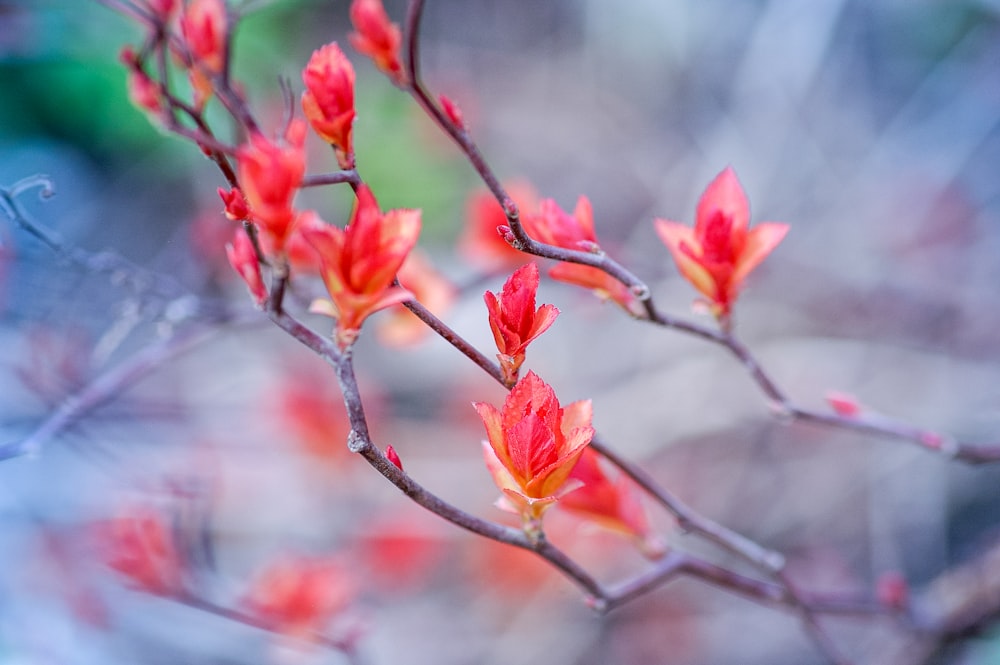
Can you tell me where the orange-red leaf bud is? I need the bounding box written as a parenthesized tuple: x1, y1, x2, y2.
(299, 185, 421, 348)
(484, 263, 559, 386)
(301, 42, 356, 169)
(473, 371, 593, 524)
(655, 167, 788, 323)
(348, 0, 406, 86)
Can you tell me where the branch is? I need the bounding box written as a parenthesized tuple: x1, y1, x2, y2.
(401, 0, 655, 314)
(176, 592, 363, 661)
(0, 317, 257, 462)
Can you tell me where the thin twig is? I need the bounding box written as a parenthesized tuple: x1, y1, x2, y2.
(176, 592, 363, 659)
(402, 0, 654, 308)
(0, 318, 255, 462)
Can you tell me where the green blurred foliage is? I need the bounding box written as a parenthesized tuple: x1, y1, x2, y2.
(0, 0, 469, 243)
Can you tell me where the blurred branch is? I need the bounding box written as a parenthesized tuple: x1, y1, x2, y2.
(0, 315, 260, 462)
(176, 592, 365, 662)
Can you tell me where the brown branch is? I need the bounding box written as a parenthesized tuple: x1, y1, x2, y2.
(402, 0, 655, 310)
(0, 317, 258, 462)
(302, 170, 362, 189)
(589, 435, 786, 572)
(402, 297, 505, 385)
(176, 592, 363, 661)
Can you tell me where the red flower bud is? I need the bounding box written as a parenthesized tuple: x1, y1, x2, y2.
(101, 508, 183, 596)
(459, 182, 537, 269)
(876, 571, 909, 611)
(236, 121, 307, 256)
(243, 554, 354, 638)
(826, 391, 862, 417)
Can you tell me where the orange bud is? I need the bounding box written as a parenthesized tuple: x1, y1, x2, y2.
(225, 229, 267, 306)
(655, 167, 788, 323)
(217, 186, 250, 221)
(180, 0, 227, 75)
(101, 508, 183, 596)
(301, 42, 356, 169)
(377, 250, 456, 347)
(348, 0, 406, 86)
(473, 371, 593, 525)
(299, 185, 421, 348)
(484, 263, 559, 386)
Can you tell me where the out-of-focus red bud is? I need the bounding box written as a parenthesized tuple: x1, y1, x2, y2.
(825, 391, 862, 417)
(120, 47, 162, 115)
(226, 229, 267, 307)
(180, 0, 227, 75)
(147, 0, 178, 20)
(348, 0, 406, 86)
(101, 508, 184, 597)
(439, 94, 465, 129)
(218, 186, 250, 221)
(243, 554, 354, 638)
(921, 432, 944, 450)
(876, 571, 909, 611)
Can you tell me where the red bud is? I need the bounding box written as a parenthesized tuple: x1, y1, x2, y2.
(386, 444, 403, 470)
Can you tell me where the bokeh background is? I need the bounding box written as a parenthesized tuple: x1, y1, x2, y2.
(3, 0, 1000, 663)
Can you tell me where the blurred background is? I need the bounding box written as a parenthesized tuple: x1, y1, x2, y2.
(2, 0, 1000, 663)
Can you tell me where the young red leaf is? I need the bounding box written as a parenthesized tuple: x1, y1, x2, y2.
(655, 167, 788, 326)
(348, 0, 406, 86)
(301, 42, 356, 169)
(299, 185, 421, 348)
(523, 196, 642, 315)
(473, 371, 593, 526)
(236, 121, 307, 257)
(225, 229, 266, 307)
(483, 262, 559, 385)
